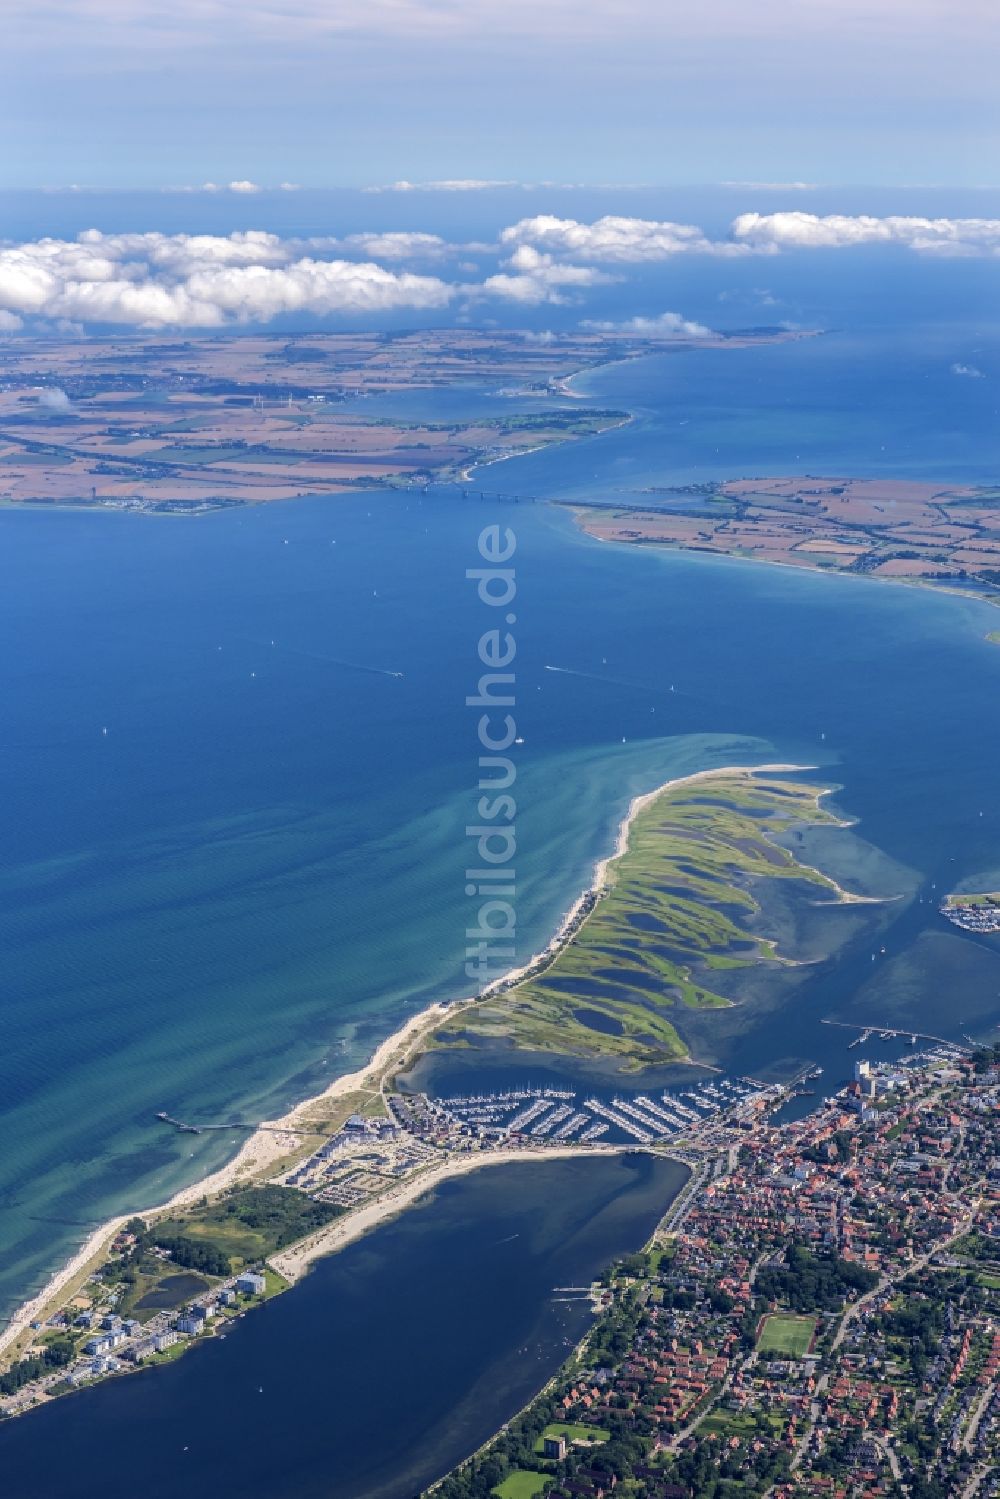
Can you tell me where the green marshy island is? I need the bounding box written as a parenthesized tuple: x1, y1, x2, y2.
(428, 768, 861, 1072)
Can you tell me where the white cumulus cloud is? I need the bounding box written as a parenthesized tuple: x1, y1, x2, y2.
(581, 311, 712, 337)
(731, 212, 1000, 256)
(951, 362, 985, 377)
(364, 179, 518, 193)
(481, 244, 612, 303)
(37, 387, 74, 412)
(0, 230, 455, 328)
(720, 181, 818, 191)
(228, 179, 262, 194)
(499, 214, 753, 262)
(337, 231, 450, 260)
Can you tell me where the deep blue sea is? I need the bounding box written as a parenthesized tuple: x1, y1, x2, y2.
(2, 188, 1000, 1494)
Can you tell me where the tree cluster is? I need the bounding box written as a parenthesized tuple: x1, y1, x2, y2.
(755, 1243, 878, 1313)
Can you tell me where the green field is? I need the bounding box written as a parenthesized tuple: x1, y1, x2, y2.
(944, 890, 1000, 908)
(492, 1474, 551, 1499)
(431, 772, 845, 1069)
(533, 1422, 611, 1452)
(154, 1185, 340, 1267)
(102, 1191, 310, 1323)
(756, 1312, 817, 1357)
(701, 1409, 786, 1440)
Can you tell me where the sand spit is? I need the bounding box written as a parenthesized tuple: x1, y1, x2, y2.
(0, 760, 841, 1361)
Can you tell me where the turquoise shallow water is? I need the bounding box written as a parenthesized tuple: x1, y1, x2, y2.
(2, 329, 1000, 1335)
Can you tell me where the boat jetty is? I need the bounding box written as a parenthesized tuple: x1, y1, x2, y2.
(820, 1019, 972, 1052)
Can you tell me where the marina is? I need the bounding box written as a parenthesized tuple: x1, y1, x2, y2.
(940, 894, 1000, 934)
(430, 1075, 768, 1146)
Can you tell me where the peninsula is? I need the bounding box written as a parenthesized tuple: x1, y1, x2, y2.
(426, 768, 864, 1070)
(0, 763, 860, 1417)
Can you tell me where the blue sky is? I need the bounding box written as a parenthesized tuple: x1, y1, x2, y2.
(3, 0, 998, 191)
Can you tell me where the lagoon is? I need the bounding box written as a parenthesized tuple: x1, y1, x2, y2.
(0, 1155, 687, 1499)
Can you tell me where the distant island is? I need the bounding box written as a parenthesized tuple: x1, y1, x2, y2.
(0, 328, 811, 514)
(571, 474, 1000, 609)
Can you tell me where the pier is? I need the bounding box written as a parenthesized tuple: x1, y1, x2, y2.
(154, 1112, 314, 1136)
(819, 1019, 971, 1051)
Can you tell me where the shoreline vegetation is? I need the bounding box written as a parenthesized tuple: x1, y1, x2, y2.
(0, 763, 867, 1404)
(426, 767, 871, 1069)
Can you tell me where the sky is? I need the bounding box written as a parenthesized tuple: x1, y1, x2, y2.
(1, 1, 998, 335)
(2, 0, 998, 191)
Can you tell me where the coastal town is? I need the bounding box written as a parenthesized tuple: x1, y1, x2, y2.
(0, 1069, 769, 1419)
(5, 1029, 998, 1499)
(429, 1042, 1000, 1499)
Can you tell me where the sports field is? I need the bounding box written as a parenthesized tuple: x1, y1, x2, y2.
(492, 1473, 551, 1499)
(756, 1312, 817, 1357)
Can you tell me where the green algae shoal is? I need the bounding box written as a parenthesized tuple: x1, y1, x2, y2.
(429, 768, 853, 1071)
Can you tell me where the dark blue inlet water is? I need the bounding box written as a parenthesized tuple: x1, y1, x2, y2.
(0, 1154, 686, 1499)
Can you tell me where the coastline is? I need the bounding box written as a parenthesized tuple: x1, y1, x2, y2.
(0, 759, 828, 1365)
(0, 1001, 450, 1361)
(566, 503, 1000, 619)
(456, 411, 635, 486)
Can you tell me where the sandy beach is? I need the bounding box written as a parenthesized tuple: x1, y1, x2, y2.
(0, 759, 829, 1364)
(0, 1004, 449, 1362)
